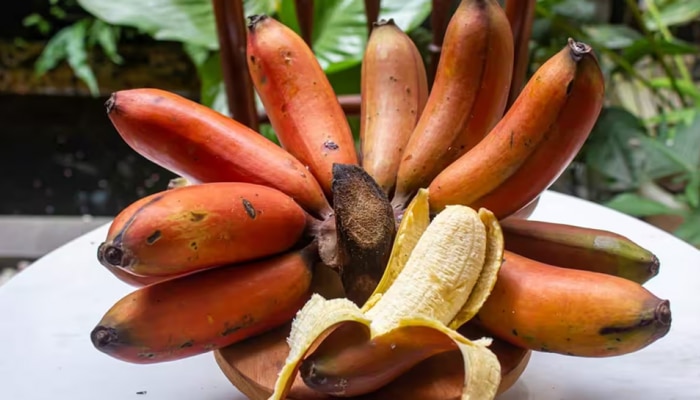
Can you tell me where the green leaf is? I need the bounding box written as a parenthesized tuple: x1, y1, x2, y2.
(65, 20, 100, 96)
(605, 193, 683, 217)
(639, 111, 700, 178)
(50, 5, 68, 19)
(674, 213, 700, 247)
(645, 107, 698, 127)
(644, 0, 700, 30)
(196, 51, 229, 116)
(311, 0, 369, 72)
(684, 173, 700, 209)
(279, 0, 430, 73)
(77, 0, 218, 49)
(259, 123, 281, 145)
(35, 30, 70, 75)
(621, 37, 699, 66)
(23, 13, 52, 35)
(244, 0, 279, 17)
(583, 107, 648, 190)
(552, 0, 597, 21)
(378, 0, 432, 33)
(35, 19, 100, 96)
(277, 0, 302, 34)
(582, 24, 642, 49)
(649, 77, 700, 102)
(89, 19, 124, 64)
(183, 42, 210, 66)
(409, 26, 432, 67)
(327, 63, 361, 95)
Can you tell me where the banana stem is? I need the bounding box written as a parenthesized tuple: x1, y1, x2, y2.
(364, 0, 381, 36)
(505, 0, 536, 110)
(212, 0, 259, 130)
(428, 0, 453, 86)
(293, 0, 315, 47)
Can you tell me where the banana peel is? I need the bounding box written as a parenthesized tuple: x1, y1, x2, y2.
(268, 189, 505, 399)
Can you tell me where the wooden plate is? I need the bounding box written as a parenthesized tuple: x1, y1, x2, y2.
(214, 322, 531, 400)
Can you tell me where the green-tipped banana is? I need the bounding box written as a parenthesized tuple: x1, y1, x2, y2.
(501, 219, 659, 284)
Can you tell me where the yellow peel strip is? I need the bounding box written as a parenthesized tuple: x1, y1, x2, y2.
(362, 189, 430, 312)
(449, 208, 505, 329)
(398, 317, 501, 400)
(269, 294, 369, 400)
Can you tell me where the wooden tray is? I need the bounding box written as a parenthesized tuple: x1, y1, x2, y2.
(214, 322, 530, 400)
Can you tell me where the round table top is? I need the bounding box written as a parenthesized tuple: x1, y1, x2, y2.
(1, 190, 699, 400)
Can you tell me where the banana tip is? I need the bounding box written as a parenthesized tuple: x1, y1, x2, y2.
(300, 360, 345, 396)
(655, 300, 672, 327)
(91, 325, 119, 349)
(649, 254, 661, 278)
(247, 14, 268, 31)
(97, 242, 125, 268)
(104, 93, 117, 114)
(567, 38, 592, 61)
(373, 18, 396, 28)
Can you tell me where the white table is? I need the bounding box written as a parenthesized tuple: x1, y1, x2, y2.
(1, 191, 698, 400)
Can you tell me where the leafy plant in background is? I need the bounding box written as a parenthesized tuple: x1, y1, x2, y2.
(531, 0, 700, 246)
(61, 0, 431, 140)
(26, 0, 700, 246)
(23, 0, 125, 95)
(65, 0, 430, 113)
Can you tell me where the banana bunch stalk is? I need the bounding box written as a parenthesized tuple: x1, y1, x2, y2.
(86, 0, 673, 398)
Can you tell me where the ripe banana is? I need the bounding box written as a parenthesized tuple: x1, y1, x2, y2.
(428, 39, 598, 217)
(106, 88, 331, 219)
(247, 15, 359, 197)
(298, 320, 530, 398)
(98, 182, 309, 277)
(477, 251, 672, 357)
(91, 245, 316, 363)
(501, 219, 659, 284)
(268, 190, 506, 400)
(359, 19, 428, 195)
(469, 39, 605, 218)
(393, 0, 513, 207)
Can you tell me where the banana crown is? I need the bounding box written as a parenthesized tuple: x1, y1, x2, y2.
(268, 189, 505, 400)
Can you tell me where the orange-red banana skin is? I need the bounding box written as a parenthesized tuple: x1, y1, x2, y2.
(501, 219, 659, 284)
(106, 88, 331, 219)
(301, 325, 458, 397)
(428, 39, 588, 215)
(360, 19, 428, 195)
(477, 251, 672, 357)
(98, 182, 308, 277)
(247, 15, 359, 197)
(90, 247, 315, 364)
(393, 0, 513, 206)
(300, 322, 530, 398)
(470, 42, 604, 219)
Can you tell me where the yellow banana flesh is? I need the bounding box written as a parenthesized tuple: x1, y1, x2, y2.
(268, 189, 505, 400)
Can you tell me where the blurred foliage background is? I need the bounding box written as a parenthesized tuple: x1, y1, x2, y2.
(4, 0, 700, 246)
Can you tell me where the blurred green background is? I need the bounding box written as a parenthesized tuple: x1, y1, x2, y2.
(1, 0, 699, 274)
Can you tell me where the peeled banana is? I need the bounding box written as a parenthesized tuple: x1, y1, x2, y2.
(268, 190, 505, 400)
